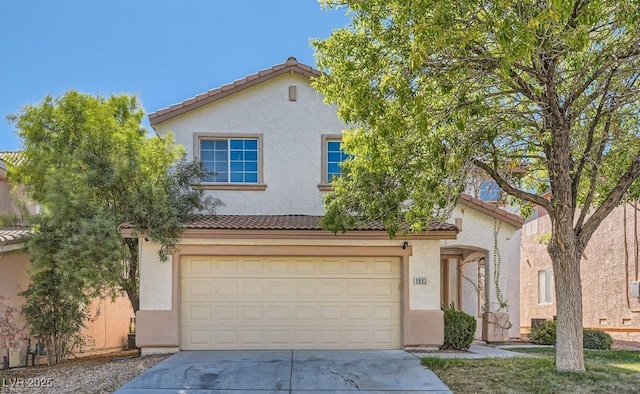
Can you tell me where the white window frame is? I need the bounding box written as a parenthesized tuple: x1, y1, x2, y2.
(537, 268, 554, 304)
(319, 134, 347, 190)
(194, 133, 266, 191)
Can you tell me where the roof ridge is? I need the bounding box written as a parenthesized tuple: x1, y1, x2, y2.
(149, 57, 320, 126)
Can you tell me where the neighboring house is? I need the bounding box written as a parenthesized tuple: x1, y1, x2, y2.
(521, 203, 640, 341)
(0, 156, 134, 369)
(0, 152, 37, 217)
(127, 57, 523, 354)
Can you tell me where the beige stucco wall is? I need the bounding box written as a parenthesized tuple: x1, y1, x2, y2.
(139, 240, 172, 310)
(0, 248, 30, 367)
(153, 73, 348, 216)
(137, 236, 444, 349)
(446, 205, 520, 339)
(521, 204, 640, 341)
(0, 248, 134, 368)
(78, 296, 134, 356)
(139, 237, 442, 312)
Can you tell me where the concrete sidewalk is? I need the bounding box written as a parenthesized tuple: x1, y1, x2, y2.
(417, 342, 535, 359)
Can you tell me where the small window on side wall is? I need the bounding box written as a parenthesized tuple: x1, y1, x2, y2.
(537, 268, 553, 304)
(319, 135, 349, 190)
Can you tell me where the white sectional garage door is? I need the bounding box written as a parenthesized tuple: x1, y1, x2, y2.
(180, 255, 402, 350)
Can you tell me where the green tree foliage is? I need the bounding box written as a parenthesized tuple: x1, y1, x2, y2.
(9, 91, 221, 316)
(314, 0, 640, 372)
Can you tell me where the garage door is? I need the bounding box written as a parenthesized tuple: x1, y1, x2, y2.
(181, 255, 402, 350)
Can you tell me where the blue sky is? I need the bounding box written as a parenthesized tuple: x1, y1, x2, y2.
(0, 1, 349, 151)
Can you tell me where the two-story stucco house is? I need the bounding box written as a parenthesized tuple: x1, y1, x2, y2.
(129, 57, 523, 354)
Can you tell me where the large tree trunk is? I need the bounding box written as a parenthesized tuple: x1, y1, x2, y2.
(548, 219, 585, 372)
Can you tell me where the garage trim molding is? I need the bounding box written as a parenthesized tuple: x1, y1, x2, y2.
(135, 244, 444, 349)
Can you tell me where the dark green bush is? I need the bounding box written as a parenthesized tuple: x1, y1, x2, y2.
(583, 329, 613, 350)
(441, 306, 477, 350)
(529, 320, 614, 350)
(529, 320, 556, 345)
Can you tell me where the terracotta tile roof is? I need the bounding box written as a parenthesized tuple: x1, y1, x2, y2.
(0, 228, 31, 246)
(0, 151, 25, 166)
(458, 193, 524, 228)
(148, 57, 321, 127)
(120, 215, 458, 233)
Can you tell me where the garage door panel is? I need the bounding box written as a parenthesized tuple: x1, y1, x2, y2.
(184, 280, 212, 298)
(181, 278, 401, 302)
(182, 303, 401, 326)
(181, 256, 401, 279)
(182, 279, 400, 302)
(188, 330, 211, 347)
(373, 259, 396, 275)
(181, 256, 401, 350)
(182, 325, 402, 350)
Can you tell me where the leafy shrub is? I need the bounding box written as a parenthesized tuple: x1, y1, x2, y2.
(529, 320, 556, 345)
(441, 306, 477, 350)
(529, 320, 614, 350)
(583, 329, 613, 350)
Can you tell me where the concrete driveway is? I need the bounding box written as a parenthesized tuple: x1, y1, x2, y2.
(115, 350, 451, 393)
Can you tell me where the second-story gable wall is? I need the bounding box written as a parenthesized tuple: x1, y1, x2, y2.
(154, 73, 347, 215)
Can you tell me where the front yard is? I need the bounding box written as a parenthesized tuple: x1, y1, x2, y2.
(422, 347, 640, 393)
(0, 351, 168, 393)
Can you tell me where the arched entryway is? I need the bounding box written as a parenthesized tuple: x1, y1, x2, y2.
(440, 247, 488, 339)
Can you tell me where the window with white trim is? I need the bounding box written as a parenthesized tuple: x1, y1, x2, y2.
(200, 138, 258, 183)
(524, 208, 539, 237)
(326, 140, 348, 182)
(320, 135, 351, 188)
(537, 268, 553, 304)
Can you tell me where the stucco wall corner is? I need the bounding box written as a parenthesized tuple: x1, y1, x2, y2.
(135, 310, 179, 348)
(403, 310, 444, 347)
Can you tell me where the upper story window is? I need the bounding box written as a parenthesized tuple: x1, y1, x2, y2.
(479, 180, 501, 202)
(319, 135, 348, 190)
(327, 140, 348, 181)
(196, 133, 265, 191)
(523, 207, 539, 237)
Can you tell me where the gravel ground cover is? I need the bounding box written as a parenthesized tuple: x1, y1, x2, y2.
(0, 351, 169, 393)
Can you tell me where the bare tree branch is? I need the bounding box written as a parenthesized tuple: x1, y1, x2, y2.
(580, 149, 640, 244)
(572, 67, 616, 200)
(473, 158, 552, 212)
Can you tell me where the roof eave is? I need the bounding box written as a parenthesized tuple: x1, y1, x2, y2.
(458, 194, 524, 228)
(120, 228, 458, 240)
(179, 228, 457, 240)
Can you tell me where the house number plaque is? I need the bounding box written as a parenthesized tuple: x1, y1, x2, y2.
(413, 277, 427, 285)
